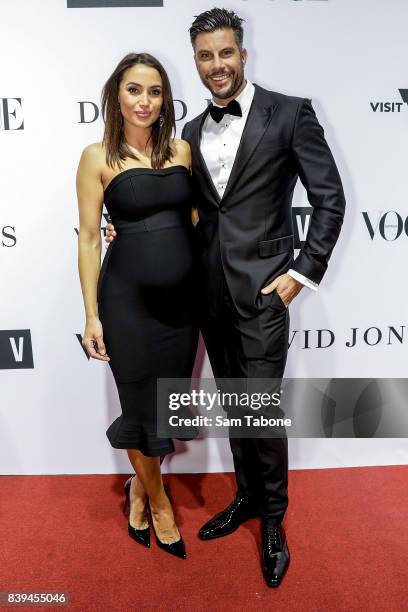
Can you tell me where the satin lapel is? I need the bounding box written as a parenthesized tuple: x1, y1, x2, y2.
(222, 93, 278, 202)
(190, 108, 221, 207)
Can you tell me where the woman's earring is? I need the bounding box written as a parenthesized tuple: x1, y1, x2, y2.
(159, 113, 164, 127)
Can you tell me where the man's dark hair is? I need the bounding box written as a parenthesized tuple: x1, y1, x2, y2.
(189, 7, 245, 50)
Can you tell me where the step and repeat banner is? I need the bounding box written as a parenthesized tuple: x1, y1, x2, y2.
(1, 0, 407, 474)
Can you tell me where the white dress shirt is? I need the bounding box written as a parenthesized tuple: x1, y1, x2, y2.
(200, 80, 318, 291)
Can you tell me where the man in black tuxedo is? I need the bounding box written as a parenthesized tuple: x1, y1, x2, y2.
(106, 7, 345, 588)
(183, 7, 345, 587)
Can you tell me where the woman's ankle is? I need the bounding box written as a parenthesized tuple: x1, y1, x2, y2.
(130, 476, 147, 502)
(149, 491, 172, 514)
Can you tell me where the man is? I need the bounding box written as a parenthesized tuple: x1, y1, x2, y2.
(106, 8, 345, 587)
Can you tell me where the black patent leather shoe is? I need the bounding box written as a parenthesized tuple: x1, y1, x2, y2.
(198, 495, 259, 540)
(124, 477, 150, 548)
(149, 505, 187, 559)
(261, 522, 290, 588)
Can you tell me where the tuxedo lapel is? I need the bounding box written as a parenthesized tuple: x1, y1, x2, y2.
(222, 86, 278, 202)
(190, 108, 221, 207)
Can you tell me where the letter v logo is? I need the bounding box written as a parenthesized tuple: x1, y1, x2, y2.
(76, 334, 90, 360)
(9, 337, 24, 361)
(361, 212, 381, 240)
(398, 89, 408, 104)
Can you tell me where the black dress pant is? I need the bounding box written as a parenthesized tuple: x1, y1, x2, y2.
(200, 273, 290, 525)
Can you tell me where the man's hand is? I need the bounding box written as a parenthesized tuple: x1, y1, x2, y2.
(191, 207, 199, 227)
(261, 273, 303, 307)
(105, 222, 116, 246)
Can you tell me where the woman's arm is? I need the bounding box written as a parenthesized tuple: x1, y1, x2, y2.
(76, 143, 109, 361)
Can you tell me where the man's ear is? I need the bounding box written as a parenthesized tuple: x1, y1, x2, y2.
(242, 48, 248, 64)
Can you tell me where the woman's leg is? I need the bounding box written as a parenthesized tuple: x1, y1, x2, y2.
(127, 449, 180, 544)
(125, 456, 149, 530)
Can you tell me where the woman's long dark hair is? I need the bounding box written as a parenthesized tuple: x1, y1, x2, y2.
(101, 52, 175, 170)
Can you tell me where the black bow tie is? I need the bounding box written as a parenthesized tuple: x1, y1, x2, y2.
(208, 99, 242, 123)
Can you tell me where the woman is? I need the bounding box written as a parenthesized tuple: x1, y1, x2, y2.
(76, 52, 198, 560)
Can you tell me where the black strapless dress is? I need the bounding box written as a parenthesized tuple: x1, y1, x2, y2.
(97, 165, 199, 456)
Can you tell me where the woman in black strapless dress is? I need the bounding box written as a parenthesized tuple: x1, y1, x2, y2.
(76, 53, 198, 559)
(99, 165, 197, 454)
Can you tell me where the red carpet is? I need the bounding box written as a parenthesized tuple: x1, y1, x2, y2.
(1, 467, 407, 611)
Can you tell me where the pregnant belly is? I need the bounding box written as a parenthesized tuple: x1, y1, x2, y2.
(99, 227, 196, 293)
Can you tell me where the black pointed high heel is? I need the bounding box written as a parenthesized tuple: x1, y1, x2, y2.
(149, 504, 187, 559)
(124, 476, 150, 548)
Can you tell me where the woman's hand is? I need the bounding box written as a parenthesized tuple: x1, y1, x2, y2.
(82, 317, 110, 361)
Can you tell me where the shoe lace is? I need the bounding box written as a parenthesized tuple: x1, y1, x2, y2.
(265, 525, 281, 553)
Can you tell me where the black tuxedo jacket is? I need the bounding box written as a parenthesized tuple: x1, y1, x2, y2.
(182, 84, 346, 318)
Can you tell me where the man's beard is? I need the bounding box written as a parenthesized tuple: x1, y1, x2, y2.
(204, 67, 245, 100)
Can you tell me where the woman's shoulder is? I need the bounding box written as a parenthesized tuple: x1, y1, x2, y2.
(172, 138, 191, 153)
(81, 141, 105, 159)
(79, 142, 105, 171)
(171, 138, 191, 166)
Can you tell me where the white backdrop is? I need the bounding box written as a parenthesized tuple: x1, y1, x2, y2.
(1, 0, 407, 474)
